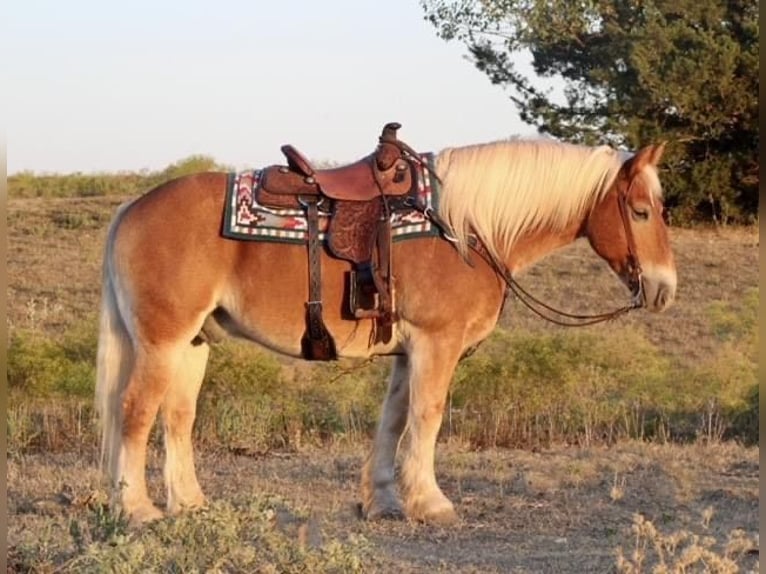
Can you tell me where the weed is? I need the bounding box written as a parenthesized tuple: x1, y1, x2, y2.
(615, 513, 758, 573)
(610, 473, 626, 502)
(55, 496, 369, 573)
(7, 316, 759, 456)
(8, 329, 95, 398)
(24, 297, 64, 331)
(69, 499, 131, 551)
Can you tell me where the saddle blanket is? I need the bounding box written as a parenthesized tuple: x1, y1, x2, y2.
(222, 154, 441, 244)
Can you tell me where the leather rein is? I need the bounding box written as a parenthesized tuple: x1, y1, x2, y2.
(400, 149, 645, 328)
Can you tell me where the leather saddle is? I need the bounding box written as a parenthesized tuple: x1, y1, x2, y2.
(254, 122, 421, 361)
(257, 122, 415, 208)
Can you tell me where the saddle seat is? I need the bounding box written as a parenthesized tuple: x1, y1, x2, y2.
(259, 122, 414, 202)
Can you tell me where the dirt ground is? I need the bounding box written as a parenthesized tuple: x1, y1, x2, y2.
(8, 441, 759, 573)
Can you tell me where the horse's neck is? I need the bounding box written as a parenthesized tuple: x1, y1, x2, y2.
(503, 219, 582, 275)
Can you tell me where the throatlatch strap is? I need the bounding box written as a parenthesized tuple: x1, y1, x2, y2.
(301, 198, 337, 360)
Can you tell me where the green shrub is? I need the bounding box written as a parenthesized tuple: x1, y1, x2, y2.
(195, 342, 387, 451)
(448, 321, 756, 447)
(12, 495, 369, 573)
(448, 327, 671, 446)
(692, 289, 759, 443)
(299, 360, 388, 442)
(7, 396, 96, 454)
(8, 155, 232, 199)
(8, 328, 96, 398)
(6, 289, 758, 454)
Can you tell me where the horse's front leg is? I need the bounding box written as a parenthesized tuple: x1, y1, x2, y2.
(361, 355, 410, 520)
(400, 333, 462, 525)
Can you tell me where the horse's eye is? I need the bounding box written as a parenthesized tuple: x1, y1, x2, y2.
(630, 206, 650, 221)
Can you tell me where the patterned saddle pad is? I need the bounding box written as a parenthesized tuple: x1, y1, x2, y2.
(222, 154, 441, 245)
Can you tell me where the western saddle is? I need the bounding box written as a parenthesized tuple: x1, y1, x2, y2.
(255, 122, 425, 361)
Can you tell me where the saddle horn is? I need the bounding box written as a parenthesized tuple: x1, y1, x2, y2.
(377, 122, 403, 170)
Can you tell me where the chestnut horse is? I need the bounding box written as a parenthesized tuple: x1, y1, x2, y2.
(96, 138, 676, 525)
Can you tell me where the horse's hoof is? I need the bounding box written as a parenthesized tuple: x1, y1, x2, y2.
(419, 507, 459, 526)
(127, 504, 165, 526)
(366, 504, 406, 521)
(167, 495, 207, 516)
(406, 497, 459, 526)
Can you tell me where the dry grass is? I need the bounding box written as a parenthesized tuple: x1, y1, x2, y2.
(500, 225, 759, 367)
(8, 196, 758, 452)
(615, 513, 758, 574)
(7, 196, 127, 333)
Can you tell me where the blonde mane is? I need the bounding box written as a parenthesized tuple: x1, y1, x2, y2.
(434, 139, 628, 260)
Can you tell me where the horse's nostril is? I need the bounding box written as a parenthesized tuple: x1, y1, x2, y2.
(655, 285, 674, 309)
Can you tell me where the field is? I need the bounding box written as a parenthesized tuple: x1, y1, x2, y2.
(7, 195, 760, 572)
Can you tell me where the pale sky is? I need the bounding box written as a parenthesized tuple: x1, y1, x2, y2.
(7, 0, 539, 175)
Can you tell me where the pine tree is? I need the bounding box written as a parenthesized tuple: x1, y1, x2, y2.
(422, 0, 758, 224)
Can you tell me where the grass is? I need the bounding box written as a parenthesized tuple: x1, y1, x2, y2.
(615, 513, 758, 574)
(9, 493, 370, 573)
(8, 155, 231, 199)
(6, 310, 758, 456)
(6, 283, 759, 455)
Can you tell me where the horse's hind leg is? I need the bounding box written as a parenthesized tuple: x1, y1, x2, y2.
(116, 342, 187, 524)
(361, 355, 410, 520)
(161, 342, 210, 514)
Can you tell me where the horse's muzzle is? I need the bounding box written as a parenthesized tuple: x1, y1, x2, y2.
(640, 266, 677, 313)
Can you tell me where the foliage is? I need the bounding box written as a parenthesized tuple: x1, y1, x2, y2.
(615, 513, 757, 573)
(9, 495, 370, 573)
(421, 0, 759, 224)
(195, 342, 388, 451)
(7, 323, 98, 398)
(8, 154, 231, 199)
(6, 289, 758, 455)
(693, 289, 759, 443)
(447, 311, 757, 447)
(450, 327, 679, 446)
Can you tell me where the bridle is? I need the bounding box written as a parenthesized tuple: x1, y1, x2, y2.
(614, 177, 645, 305)
(411, 169, 646, 327)
(481, 175, 645, 327)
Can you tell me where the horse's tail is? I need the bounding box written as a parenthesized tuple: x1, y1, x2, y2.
(95, 201, 134, 480)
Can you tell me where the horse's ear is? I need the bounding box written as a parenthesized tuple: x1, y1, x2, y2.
(649, 141, 667, 166)
(626, 142, 666, 179)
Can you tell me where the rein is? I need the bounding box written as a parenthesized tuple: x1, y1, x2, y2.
(410, 174, 645, 328)
(474, 237, 642, 327)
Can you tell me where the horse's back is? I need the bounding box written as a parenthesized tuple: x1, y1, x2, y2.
(108, 173, 240, 344)
(107, 170, 505, 357)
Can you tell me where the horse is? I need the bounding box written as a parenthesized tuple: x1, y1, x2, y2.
(95, 136, 676, 525)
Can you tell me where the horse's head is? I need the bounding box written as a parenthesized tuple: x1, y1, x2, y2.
(585, 144, 676, 312)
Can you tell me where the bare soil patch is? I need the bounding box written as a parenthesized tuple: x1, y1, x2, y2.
(8, 442, 759, 572)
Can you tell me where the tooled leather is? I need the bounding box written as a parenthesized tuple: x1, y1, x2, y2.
(327, 199, 382, 263)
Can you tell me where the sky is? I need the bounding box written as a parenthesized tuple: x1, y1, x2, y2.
(6, 0, 540, 175)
